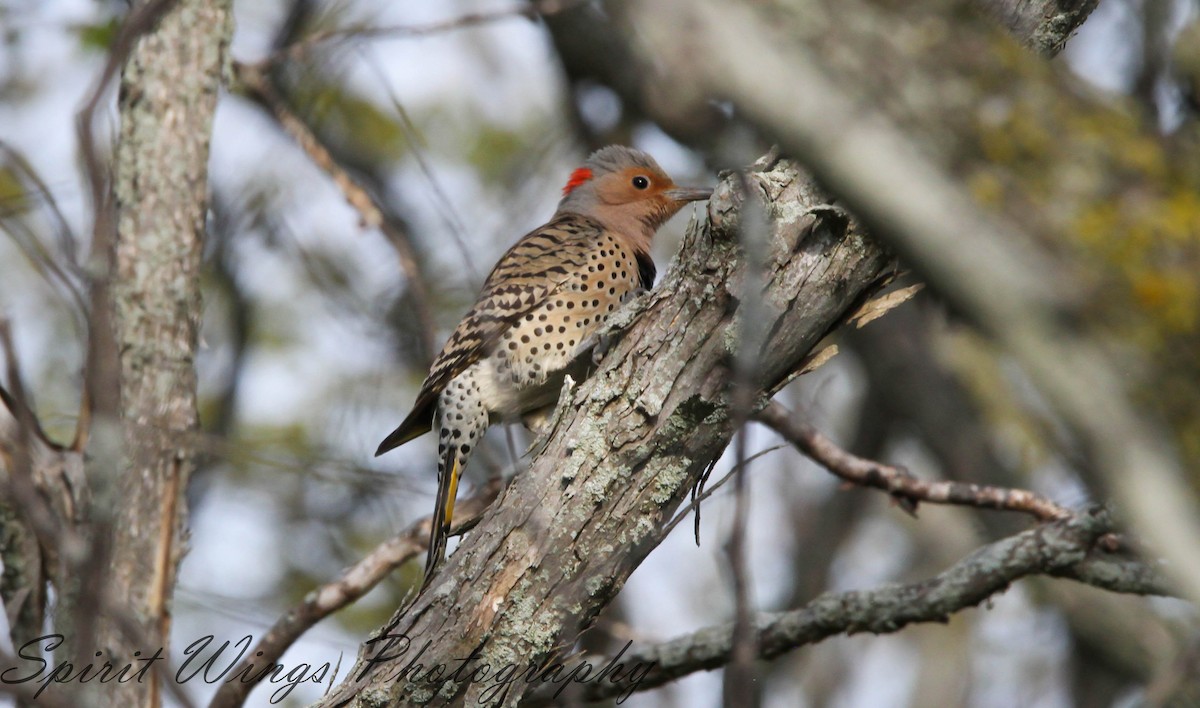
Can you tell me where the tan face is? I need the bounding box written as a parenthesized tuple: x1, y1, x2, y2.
(593, 166, 677, 207)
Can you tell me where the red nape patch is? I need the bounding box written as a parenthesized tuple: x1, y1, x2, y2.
(562, 167, 593, 196)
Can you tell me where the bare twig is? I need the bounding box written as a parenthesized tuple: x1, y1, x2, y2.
(230, 59, 438, 363)
(0, 324, 54, 451)
(755, 401, 1075, 522)
(664, 446, 786, 542)
(207, 478, 503, 708)
(722, 427, 758, 707)
(357, 49, 479, 281)
(720, 168, 774, 706)
(0, 320, 52, 655)
(526, 508, 1156, 705)
(261, 0, 586, 66)
(0, 320, 85, 558)
(0, 141, 89, 330)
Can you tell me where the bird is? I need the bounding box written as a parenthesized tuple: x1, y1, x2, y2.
(375, 145, 711, 580)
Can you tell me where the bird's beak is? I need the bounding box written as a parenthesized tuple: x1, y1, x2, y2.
(665, 187, 712, 203)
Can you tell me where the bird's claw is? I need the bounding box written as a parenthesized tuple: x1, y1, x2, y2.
(591, 331, 615, 366)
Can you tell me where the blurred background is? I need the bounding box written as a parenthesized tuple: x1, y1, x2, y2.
(0, 0, 1198, 705)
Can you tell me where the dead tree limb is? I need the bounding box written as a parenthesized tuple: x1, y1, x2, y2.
(755, 401, 1074, 522)
(524, 508, 1163, 705)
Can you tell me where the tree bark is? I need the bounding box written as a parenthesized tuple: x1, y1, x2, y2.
(91, 1, 232, 706)
(975, 0, 1100, 55)
(317, 156, 893, 706)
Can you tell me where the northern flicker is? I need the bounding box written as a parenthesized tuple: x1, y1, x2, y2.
(376, 146, 710, 578)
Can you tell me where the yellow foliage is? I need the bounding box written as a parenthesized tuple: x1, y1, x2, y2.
(290, 82, 407, 165)
(966, 171, 1004, 207)
(0, 167, 27, 216)
(967, 74, 1200, 479)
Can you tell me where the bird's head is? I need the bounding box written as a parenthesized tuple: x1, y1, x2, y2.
(556, 146, 710, 244)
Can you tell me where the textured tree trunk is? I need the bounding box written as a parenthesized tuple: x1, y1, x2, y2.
(318, 159, 894, 706)
(92, 1, 232, 706)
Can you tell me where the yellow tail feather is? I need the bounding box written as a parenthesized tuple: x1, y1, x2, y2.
(444, 461, 459, 527)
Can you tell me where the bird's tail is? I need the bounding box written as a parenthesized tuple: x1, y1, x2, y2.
(376, 391, 437, 457)
(422, 450, 460, 586)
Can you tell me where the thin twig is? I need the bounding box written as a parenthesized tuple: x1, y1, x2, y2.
(722, 426, 757, 707)
(663, 446, 786, 541)
(207, 478, 503, 708)
(0, 141, 90, 330)
(356, 48, 479, 281)
(231, 59, 438, 363)
(0, 321, 85, 561)
(0, 320, 65, 589)
(755, 401, 1075, 522)
(260, 0, 586, 66)
(721, 166, 772, 707)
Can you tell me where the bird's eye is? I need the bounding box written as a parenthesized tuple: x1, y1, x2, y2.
(631, 176, 650, 190)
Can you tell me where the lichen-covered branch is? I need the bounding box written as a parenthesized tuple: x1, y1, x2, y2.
(525, 508, 1166, 704)
(1053, 554, 1173, 597)
(92, 1, 233, 706)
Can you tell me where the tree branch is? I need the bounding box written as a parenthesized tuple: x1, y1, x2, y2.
(229, 59, 438, 363)
(260, 0, 585, 66)
(527, 507, 1167, 704)
(90, 2, 233, 706)
(975, 0, 1100, 55)
(755, 401, 1074, 522)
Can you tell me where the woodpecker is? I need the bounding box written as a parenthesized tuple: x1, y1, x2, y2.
(376, 146, 711, 579)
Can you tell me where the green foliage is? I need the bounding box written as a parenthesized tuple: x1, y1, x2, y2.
(466, 125, 526, 182)
(74, 17, 121, 53)
(290, 81, 407, 168)
(0, 166, 26, 217)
